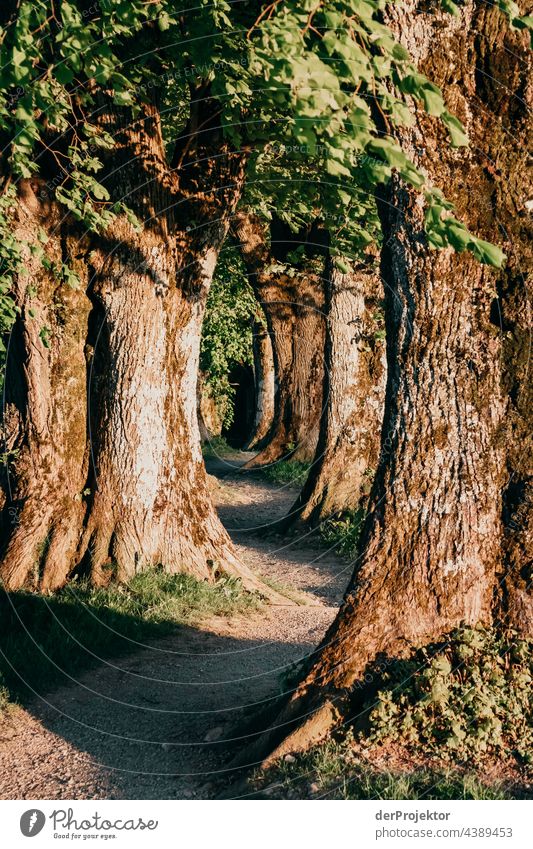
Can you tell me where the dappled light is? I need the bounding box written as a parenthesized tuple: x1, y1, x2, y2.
(0, 0, 531, 817)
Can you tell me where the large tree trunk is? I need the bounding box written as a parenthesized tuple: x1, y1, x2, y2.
(287, 259, 386, 527)
(253, 279, 325, 465)
(244, 319, 275, 450)
(480, 27, 533, 636)
(243, 0, 531, 763)
(233, 212, 326, 465)
(74, 98, 269, 591)
(79, 227, 244, 583)
(254, 188, 507, 764)
(2, 95, 280, 598)
(0, 180, 91, 592)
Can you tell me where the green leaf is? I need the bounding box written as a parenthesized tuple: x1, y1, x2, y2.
(513, 14, 533, 28)
(442, 112, 468, 147)
(335, 257, 351, 273)
(471, 239, 506, 268)
(91, 182, 110, 201)
(421, 87, 446, 117)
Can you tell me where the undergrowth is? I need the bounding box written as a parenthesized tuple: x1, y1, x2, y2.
(260, 460, 311, 485)
(256, 736, 514, 800)
(0, 569, 259, 710)
(201, 435, 234, 458)
(256, 626, 533, 800)
(362, 627, 533, 765)
(320, 508, 365, 555)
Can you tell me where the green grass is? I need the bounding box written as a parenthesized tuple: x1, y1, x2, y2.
(201, 435, 234, 458)
(260, 460, 311, 486)
(320, 508, 365, 555)
(0, 569, 259, 709)
(257, 737, 514, 799)
(261, 576, 308, 606)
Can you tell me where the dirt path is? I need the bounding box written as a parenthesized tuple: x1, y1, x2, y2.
(0, 451, 347, 800)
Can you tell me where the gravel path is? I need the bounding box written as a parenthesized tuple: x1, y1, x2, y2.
(0, 451, 347, 800)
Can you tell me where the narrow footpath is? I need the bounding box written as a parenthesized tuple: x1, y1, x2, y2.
(0, 450, 348, 799)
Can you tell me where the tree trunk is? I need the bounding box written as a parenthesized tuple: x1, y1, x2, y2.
(232, 212, 326, 465)
(287, 259, 386, 526)
(254, 282, 325, 465)
(478, 25, 533, 636)
(79, 226, 243, 584)
(254, 187, 507, 765)
(0, 179, 91, 591)
(244, 319, 275, 450)
(2, 96, 281, 599)
(243, 0, 530, 762)
(197, 371, 223, 442)
(73, 98, 269, 592)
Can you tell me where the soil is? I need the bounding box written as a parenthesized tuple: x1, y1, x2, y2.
(0, 450, 347, 800)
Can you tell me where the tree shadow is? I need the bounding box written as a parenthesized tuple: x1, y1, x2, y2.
(0, 590, 316, 799)
(0, 589, 180, 704)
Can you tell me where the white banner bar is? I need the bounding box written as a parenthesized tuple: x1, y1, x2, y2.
(1, 799, 531, 848)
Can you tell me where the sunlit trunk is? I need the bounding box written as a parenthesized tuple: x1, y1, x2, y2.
(288, 261, 386, 526)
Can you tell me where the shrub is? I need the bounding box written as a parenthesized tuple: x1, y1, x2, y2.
(320, 508, 365, 555)
(362, 627, 533, 764)
(254, 735, 513, 799)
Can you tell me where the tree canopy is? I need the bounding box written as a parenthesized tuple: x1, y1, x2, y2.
(2, 0, 527, 359)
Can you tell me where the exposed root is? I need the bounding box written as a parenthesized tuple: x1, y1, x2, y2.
(259, 700, 341, 769)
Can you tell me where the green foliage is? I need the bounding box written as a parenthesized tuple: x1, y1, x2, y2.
(0, 569, 260, 709)
(256, 628, 533, 799)
(260, 460, 312, 486)
(0, 671, 9, 711)
(321, 508, 365, 555)
(200, 247, 258, 428)
(201, 434, 234, 458)
(0, 0, 527, 366)
(425, 190, 506, 266)
(247, 0, 521, 266)
(0, 185, 24, 356)
(363, 627, 533, 764)
(255, 735, 515, 798)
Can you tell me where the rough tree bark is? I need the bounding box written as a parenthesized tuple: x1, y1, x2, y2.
(232, 212, 326, 465)
(75, 96, 268, 590)
(287, 258, 386, 527)
(244, 318, 275, 450)
(1, 92, 279, 597)
(243, 0, 531, 763)
(479, 24, 533, 636)
(0, 180, 91, 592)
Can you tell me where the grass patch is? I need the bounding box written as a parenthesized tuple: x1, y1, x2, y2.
(260, 460, 311, 486)
(320, 508, 365, 555)
(0, 569, 259, 709)
(261, 576, 309, 606)
(201, 435, 234, 458)
(255, 736, 514, 799)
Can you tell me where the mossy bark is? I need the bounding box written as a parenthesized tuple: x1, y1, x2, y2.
(1, 97, 278, 598)
(0, 179, 91, 591)
(243, 0, 531, 765)
(287, 260, 386, 527)
(233, 212, 326, 465)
